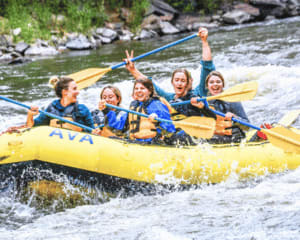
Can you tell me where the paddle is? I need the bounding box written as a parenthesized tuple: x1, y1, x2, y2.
(0, 96, 94, 132)
(171, 81, 258, 107)
(67, 33, 199, 90)
(105, 103, 216, 139)
(209, 108, 300, 154)
(278, 109, 300, 127)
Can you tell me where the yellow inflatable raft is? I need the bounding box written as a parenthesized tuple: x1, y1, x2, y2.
(1, 126, 300, 193)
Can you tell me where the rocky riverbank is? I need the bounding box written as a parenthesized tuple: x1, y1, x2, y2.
(1, 0, 299, 65)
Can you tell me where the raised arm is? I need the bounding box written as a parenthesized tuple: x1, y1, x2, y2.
(200, 28, 211, 61)
(124, 50, 148, 80)
(194, 27, 216, 97)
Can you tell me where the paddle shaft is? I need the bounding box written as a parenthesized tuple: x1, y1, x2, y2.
(105, 103, 174, 125)
(111, 33, 198, 70)
(0, 96, 94, 132)
(209, 108, 260, 130)
(171, 97, 207, 106)
(170, 81, 258, 106)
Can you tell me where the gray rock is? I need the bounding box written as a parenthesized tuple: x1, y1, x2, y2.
(234, 3, 260, 18)
(8, 56, 31, 65)
(138, 29, 158, 40)
(101, 28, 118, 40)
(175, 23, 188, 32)
(95, 27, 104, 35)
(265, 15, 277, 20)
(10, 51, 22, 58)
(119, 29, 134, 41)
(147, 0, 178, 17)
(212, 14, 222, 22)
(250, 0, 290, 18)
(0, 53, 13, 61)
(270, 6, 289, 17)
(99, 36, 112, 44)
(119, 34, 131, 41)
(223, 10, 252, 24)
(160, 21, 180, 34)
(15, 42, 30, 54)
(6, 46, 15, 53)
(25, 45, 58, 56)
(250, 0, 285, 7)
(57, 45, 68, 52)
(66, 34, 92, 50)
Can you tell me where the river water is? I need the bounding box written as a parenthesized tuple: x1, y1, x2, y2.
(1, 17, 300, 239)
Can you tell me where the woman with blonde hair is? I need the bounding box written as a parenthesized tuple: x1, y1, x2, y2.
(92, 85, 128, 137)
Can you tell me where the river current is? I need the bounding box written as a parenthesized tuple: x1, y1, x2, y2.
(0, 17, 300, 239)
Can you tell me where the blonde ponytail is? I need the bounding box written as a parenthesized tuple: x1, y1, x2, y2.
(49, 76, 60, 88)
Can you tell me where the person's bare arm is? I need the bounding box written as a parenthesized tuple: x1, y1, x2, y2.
(124, 50, 148, 80)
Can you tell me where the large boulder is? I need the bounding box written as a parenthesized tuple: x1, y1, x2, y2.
(15, 42, 30, 54)
(250, 0, 285, 7)
(223, 10, 252, 24)
(234, 3, 261, 20)
(249, 0, 290, 18)
(287, 0, 300, 16)
(146, 0, 179, 20)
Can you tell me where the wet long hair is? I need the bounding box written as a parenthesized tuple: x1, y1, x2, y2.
(100, 85, 122, 106)
(49, 76, 75, 98)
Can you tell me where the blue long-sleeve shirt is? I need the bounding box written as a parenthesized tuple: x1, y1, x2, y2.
(34, 99, 94, 131)
(92, 108, 127, 131)
(194, 60, 216, 97)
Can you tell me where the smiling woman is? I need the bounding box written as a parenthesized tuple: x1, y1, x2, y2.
(25, 76, 94, 132)
(128, 78, 176, 143)
(91, 85, 128, 137)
